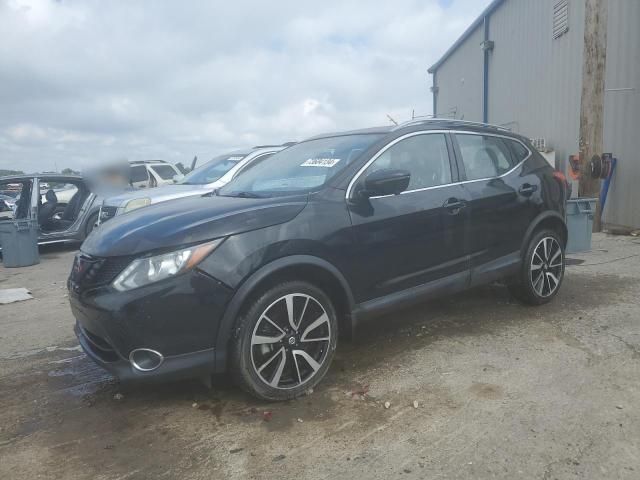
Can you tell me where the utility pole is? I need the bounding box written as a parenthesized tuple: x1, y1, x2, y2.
(578, 0, 608, 231)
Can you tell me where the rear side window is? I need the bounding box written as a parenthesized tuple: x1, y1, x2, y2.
(150, 164, 178, 180)
(130, 166, 149, 183)
(364, 133, 452, 191)
(507, 139, 530, 162)
(456, 134, 513, 180)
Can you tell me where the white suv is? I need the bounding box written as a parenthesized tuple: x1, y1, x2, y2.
(129, 160, 182, 189)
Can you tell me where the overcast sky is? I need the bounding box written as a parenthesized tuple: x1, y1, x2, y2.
(0, 0, 491, 173)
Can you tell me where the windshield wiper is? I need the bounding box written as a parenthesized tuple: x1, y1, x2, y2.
(220, 191, 265, 198)
(234, 191, 265, 198)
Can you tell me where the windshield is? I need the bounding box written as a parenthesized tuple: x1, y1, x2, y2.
(218, 134, 384, 197)
(179, 153, 249, 185)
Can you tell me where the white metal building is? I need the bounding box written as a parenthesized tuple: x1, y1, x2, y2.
(428, 0, 639, 229)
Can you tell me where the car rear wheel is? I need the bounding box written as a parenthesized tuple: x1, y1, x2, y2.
(230, 281, 338, 401)
(509, 229, 565, 305)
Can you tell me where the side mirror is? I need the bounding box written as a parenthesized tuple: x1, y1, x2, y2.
(362, 169, 411, 197)
(173, 174, 185, 183)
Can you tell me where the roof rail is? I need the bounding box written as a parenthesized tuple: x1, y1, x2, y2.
(393, 117, 512, 132)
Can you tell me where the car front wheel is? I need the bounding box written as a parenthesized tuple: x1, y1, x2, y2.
(509, 229, 565, 305)
(230, 281, 338, 401)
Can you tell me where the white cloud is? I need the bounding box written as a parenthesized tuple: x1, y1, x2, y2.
(0, 0, 492, 172)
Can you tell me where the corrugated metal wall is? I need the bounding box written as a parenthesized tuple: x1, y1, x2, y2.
(433, 25, 484, 120)
(433, 0, 585, 170)
(432, 0, 639, 228)
(487, 0, 585, 174)
(602, 0, 640, 229)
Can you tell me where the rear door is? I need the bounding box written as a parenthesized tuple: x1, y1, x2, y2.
(347, 132, 470, 302)
(453, 132, 535, 271)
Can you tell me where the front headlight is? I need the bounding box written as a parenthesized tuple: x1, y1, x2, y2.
(123, 197, 151, 213)
(112, 239, 223, 291)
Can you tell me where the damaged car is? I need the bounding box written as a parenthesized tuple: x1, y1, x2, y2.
(0, 174, 104, 246)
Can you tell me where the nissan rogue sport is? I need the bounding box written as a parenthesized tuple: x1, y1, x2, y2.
(69, 119, 568, 401)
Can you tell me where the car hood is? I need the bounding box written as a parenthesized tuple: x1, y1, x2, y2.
(82, 194, 308, 257)
(103, 183, 214, 207)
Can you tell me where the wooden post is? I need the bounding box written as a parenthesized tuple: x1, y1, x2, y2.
(578, 0, 608, 232)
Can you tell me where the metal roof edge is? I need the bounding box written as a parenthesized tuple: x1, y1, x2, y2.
(428, 0, 506, 74)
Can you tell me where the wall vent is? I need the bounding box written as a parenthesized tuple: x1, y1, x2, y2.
(553, 0, 569, 39)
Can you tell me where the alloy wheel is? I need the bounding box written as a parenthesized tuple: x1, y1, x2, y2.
(530, 236, 563, 297)
(250, 293, 332, 390)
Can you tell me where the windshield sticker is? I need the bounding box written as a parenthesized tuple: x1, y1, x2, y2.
(300, 158, 341, 168)
(226, 156, 244, 162)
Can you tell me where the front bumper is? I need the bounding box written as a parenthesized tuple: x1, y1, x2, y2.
(69, 268, 233, 382)
(74, 322, 216, 382)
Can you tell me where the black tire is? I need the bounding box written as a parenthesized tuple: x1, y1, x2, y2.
(508, 229, 565, 305)
(229, 280, 338, 401)
(84, 212, 99, 238)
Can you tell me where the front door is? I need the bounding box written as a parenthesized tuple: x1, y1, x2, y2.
(0, 178, 38, 222)
(347, 132, 470, 302)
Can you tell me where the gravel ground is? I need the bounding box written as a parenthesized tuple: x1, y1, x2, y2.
(0, 233, 639, 479)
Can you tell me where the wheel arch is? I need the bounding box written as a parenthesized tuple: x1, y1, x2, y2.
(213, 255, 355, 373)
(522, 211, 568, 254)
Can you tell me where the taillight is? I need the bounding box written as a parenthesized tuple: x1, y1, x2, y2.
(552, 170, 567, 184)
(553, 171, 571, 197)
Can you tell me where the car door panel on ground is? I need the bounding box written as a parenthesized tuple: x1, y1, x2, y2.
(453, 133, 538, 270)
(347, 132, 470, 302)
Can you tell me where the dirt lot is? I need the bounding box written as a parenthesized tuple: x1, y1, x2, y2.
(1, 233, 639, 479)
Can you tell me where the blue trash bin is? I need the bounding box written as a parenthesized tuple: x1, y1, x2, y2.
(566, 198, 597, 253)
(0, 219, 40, 267)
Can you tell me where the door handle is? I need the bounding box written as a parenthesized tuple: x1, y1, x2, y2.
(443, 197, 466, 215)
(519, 183, 538, 196)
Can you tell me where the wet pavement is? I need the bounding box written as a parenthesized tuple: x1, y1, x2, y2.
(1, 234, 639, 479)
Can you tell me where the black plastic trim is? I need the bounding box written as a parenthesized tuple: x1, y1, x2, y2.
(353, 271, 469, 323)
(521, 211, 568, 251)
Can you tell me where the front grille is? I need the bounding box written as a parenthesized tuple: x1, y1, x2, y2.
(99, 206, 118, 223)
(71, 253, 134, 288)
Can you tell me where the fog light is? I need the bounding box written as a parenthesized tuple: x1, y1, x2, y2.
(129, 348, 164, 372)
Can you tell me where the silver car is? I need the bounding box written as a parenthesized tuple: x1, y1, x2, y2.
(99, 144, 293, 223)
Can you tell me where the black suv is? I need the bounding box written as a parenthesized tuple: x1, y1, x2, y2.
(69, 120, 568, 400)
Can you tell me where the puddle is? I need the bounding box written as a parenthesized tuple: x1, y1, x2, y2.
(47, 353, 113, 395)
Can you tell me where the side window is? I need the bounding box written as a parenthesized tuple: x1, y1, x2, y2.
(363, 134, 452, 191)
(130, 166, 149, 183)
(507, 139, 530, 163)
(150, 164, 180, 180)
(456, 134, 513, 180)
